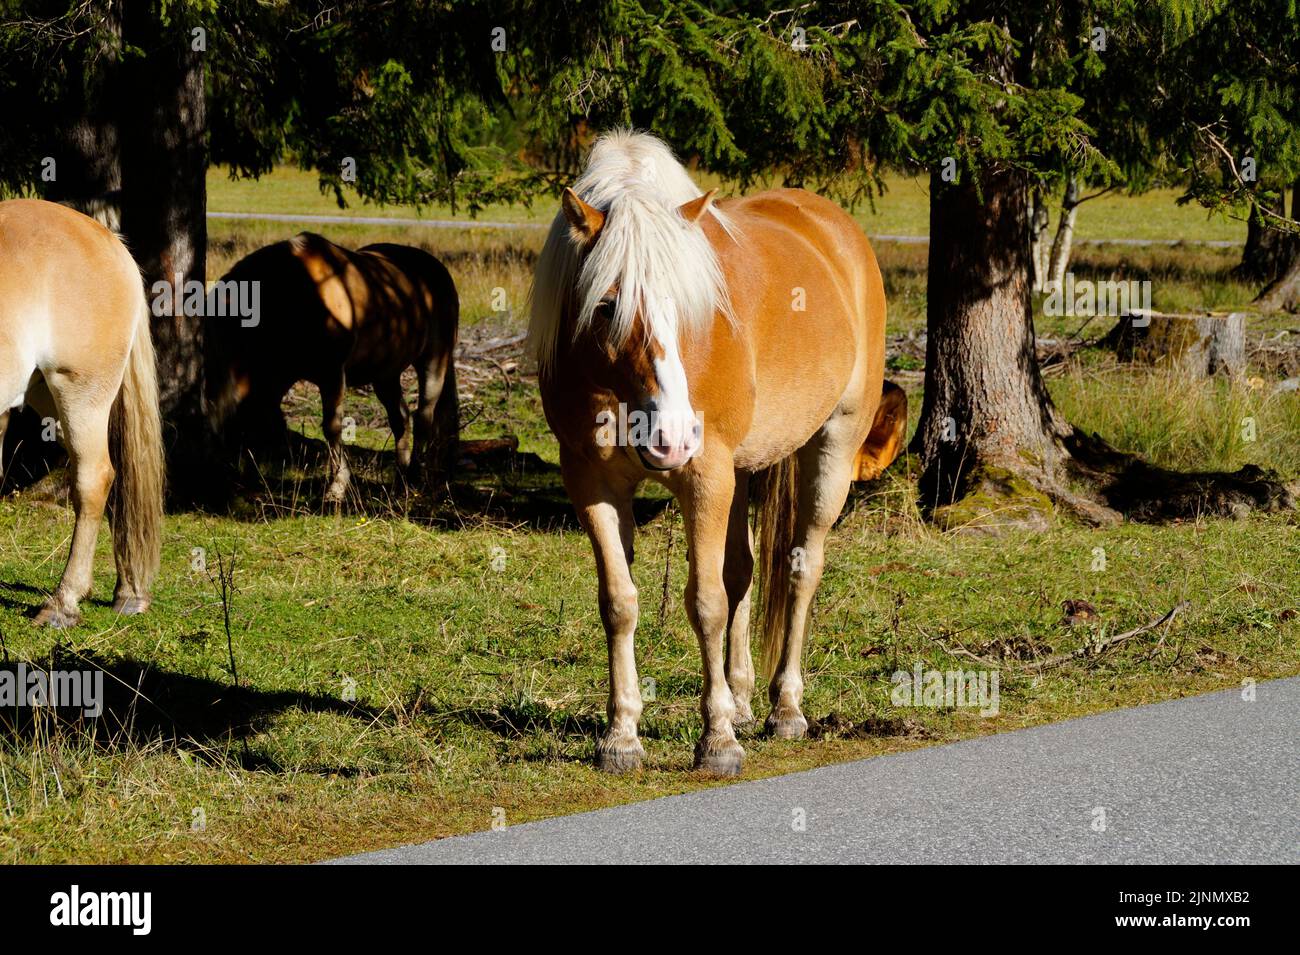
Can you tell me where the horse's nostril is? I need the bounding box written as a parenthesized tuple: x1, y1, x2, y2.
(691, 421, 703, 441)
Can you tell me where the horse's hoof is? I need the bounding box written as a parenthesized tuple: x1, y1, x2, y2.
(112, 596, 150, 616)
(34, 603, 80, 629)
(595, 738, 645, 774)
(765, 710, 809, 740)
(693, 738, 744, 776)
(732, 703, 757, 731)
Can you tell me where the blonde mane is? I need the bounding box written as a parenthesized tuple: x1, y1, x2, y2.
(528, 130, 733, 372)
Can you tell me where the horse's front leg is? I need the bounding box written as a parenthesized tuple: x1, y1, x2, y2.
(681, 457, 745, 775)
(564, 457, 644, 773)
(319, 372, 350, 506)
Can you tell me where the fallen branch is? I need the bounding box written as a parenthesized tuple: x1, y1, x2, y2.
(934, 602, 1190, 673)
(459, 331, 527, 357)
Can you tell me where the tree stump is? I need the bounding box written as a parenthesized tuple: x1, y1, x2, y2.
(1106, 311, 1245, 377)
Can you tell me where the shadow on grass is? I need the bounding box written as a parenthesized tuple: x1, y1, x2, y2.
(0, 646, 387, 776)
(1062, 429, 1298, 522)
(194, 429, 673, 532)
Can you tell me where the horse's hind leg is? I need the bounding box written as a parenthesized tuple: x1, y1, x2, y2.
(374, 376, 412, 475)
(319, 371, 351, 506)
(35, 386, 114, 628)
(766, 411, 867, 739)
(723, 469, 756, 727)
(412, 350, 456, 481)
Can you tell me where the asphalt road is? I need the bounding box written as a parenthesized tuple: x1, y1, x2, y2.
(330, 678, 1298, 865)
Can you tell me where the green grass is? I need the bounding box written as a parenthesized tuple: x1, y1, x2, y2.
(1053, 367, 1300, 475)
(2, 468, 1297, 862)
(1, 182, 1295, 864)
(208, 165, 1249, 244)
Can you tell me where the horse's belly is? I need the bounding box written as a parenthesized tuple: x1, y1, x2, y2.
(730, 303, 863, 470)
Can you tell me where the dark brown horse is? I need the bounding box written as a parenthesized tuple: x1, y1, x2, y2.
(204, 233, 459, 502)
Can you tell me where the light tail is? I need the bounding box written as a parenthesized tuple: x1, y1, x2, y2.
(755, 454, 799, 682)
(108, 306, 165, 596)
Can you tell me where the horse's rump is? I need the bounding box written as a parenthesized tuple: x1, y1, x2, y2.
(0, 198, 163, 622)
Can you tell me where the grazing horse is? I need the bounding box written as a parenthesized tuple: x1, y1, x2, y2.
(204, 234, 459, 503)
(530, 131, 905, 775)
(0, 199, 164, 627)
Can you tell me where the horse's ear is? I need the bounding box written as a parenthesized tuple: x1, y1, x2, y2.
(562, 188, 605, 245)
(677, 189, 717, 224)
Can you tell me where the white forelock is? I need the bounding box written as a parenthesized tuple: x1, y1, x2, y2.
(528, 129, 733, 372)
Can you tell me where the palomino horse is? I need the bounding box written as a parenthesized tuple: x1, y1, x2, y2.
(531, 131, 905, 775)
(204, 234, 459, 503)
(0, 199, 164, 627)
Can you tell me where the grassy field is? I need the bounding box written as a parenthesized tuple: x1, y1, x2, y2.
(208, 163, 1250, 243)
(1, 166, 1296, 864)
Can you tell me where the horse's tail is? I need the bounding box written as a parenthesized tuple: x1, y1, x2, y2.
(755, 453, 800, 682)
(108, 303, 165, 597)
(853, 380, 908, 480)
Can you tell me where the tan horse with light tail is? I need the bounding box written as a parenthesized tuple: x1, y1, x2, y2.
(0, 199, 164, 627)
(530, 131, 905, 775)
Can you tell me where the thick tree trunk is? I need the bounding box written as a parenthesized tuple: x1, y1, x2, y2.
(1257, 256, 1300, 312)
(911, 164, 1296, 529)
(118, 7, 207, 424)
(912, 166, 1074, 525)
(117, 7, 211, 496)
(44, 5, 122, 229)
(1254, 180, 1300, 312)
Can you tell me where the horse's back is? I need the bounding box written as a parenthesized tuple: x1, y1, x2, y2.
(212, 233, 356, 380)
(701, 188, 886, 466)
(209, 234, 456, 391)
(721, 187, 882, 332)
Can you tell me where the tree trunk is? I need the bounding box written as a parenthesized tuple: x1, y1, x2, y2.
(912, 166, 1076, 526)
(45, 4, 122, 229)
(118, 7, 210, 492)
(1255, 180, 1300, 313)
(1235, 189, 1290, 284)
(1046, 176, 1080, 289)
(119, 9, 207, 418)
(911, 165, 1294, 530)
